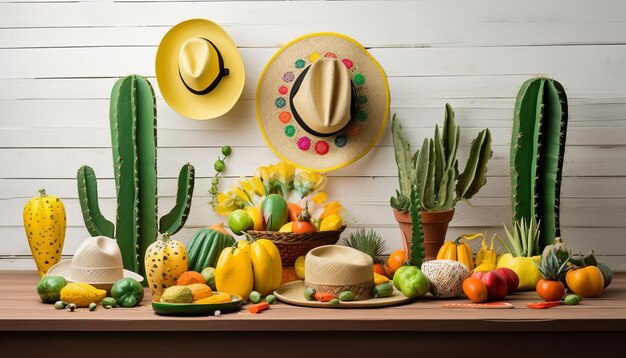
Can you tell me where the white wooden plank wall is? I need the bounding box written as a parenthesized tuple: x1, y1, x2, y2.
(1, 0, 626, 270)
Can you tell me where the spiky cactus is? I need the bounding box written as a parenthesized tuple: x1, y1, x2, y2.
(511, 78, 568, 250)
(409, 185, 425, 267)
(391, 103, 492, 212)
(77, 75, 195, 281)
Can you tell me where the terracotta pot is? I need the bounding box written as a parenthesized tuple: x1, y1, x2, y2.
(392, 208, 455, 262)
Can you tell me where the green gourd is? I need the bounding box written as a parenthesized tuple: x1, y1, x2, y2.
(186, 227, 236, 272)
(511, 78, 568, 250)
(77, 75, 195, 282)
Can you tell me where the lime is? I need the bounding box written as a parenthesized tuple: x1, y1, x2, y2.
(228, 209, 254, 235)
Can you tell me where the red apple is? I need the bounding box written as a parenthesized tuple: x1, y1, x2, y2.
(495, 267, 520, 295)
(481, 271, 508, 301)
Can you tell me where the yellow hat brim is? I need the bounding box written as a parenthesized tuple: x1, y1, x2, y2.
(156, 18, 245, 120)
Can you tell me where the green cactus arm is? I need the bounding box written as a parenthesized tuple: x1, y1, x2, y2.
(552, 80, 568, 240)
(457, 129, 492, 200)
(135, 75, 158, 278)
(409, 185, 425, 267)
(537, 79, 568, 248)
(433, 125, 445, 192)
(160, 163, 195, 235)
(391, 114, 415, 200)
(422, 139, 437, 210)
(77, 165, 115, 238)
(442, 103, 459, 170)
(511, 78, 543, 225)
(110, 75, 140, 273)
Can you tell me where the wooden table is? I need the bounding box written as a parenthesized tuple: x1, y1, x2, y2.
(1, 271, 625, 357)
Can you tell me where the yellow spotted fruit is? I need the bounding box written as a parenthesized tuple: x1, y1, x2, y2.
(60, 283, 106, 307)
(144, 233, 188, 299)
(23, 189, 66, 277)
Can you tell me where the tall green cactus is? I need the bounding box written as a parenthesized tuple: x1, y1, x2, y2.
(77, 75, 195, 281)
(409, 185, 425, 267)
(511, 77, 568, 250)
(391, 103, 492, 212)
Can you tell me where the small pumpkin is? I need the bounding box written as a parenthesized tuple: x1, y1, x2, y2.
(144, 233, 188, 298)
(566, 266, 604, 298)
(186, 225, 236, 272)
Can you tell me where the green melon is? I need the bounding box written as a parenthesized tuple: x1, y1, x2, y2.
(187, 227, 235, 272)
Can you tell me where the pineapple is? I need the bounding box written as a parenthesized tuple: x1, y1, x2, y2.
(534, 249, 571, 301)
(343, 228, 388, 263)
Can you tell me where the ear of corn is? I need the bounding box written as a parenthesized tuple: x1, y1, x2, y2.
(77, 75, 195, 282)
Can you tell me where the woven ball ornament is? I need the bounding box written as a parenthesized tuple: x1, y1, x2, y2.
(421, 260, 470, 298)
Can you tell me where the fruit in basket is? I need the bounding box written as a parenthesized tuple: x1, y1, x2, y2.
(281, 267, 299, 284)
(144, 233, 188, 298)
(279, 222, 293, 232)
(343, 228, 388, 263)
(245, 206, 264, 231)
(36, 276, 67, 303)
(462, 277, 488, 303)
(261, 194, 289, 231)
(287, 202, 303, 222)
(292, 203, 317, 234)
(566, 265, 604, 298)
(534, 249, 570, 301)
(60, 283, 106, 307)
(186, 226, 235, 272)
(319, 214, 343, 231)
(215, 245, 254, 299)
(161, 285, 193, 303)
(393, 266, 429, 298)
(228, 209, 255, 235)
(294, 256, 306, 279)
(23, 189, 67, 277)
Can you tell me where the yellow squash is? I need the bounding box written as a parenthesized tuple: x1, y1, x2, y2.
(23, 189, 67, 277)
(436, 234, 480, 271)
(215, 245, 253, 299)
(251, 239, 282, 295)
(144, 233, 188, 299)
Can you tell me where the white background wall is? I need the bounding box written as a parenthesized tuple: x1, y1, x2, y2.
(1, 0, 626, 270)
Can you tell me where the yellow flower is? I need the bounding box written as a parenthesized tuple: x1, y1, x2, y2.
(240, 176, 266, 205)
(294, 171, 327, 198)
(310, 192, 328, 204)
(215, 190, 239, 216)
(320, 201, 342, 219)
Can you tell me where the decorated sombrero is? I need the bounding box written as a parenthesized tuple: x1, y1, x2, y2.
(256, 33, 390, 172)
(155, 19, 245, 120)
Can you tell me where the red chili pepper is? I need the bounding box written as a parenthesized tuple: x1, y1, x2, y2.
(248, 301, 270, 314)
(527, 301, 562, 309)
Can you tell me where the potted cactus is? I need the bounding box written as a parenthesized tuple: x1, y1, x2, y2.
(390, 104, 492, 260)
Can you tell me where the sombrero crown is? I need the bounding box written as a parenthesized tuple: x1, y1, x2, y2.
(256, 33, 390, 172)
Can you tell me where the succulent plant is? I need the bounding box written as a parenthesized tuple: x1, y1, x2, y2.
(535, 249, 571, 281)
(77, 75, 195, 281)
(391, 104, 492, 212)
(511, 78, 568, 250)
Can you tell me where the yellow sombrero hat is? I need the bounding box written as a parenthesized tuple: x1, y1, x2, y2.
(256, 32, 390, 172)
(156, 19, 245, 120)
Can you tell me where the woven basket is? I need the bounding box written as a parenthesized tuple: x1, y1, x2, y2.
(246, 226, 345, 266)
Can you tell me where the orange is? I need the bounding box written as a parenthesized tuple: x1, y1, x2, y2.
(177, 271, 206, 286)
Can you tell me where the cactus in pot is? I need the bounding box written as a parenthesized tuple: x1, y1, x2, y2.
(390, 104, 492, 260)
(77, 75, 195, 281)
(511, 77, 568, 250)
